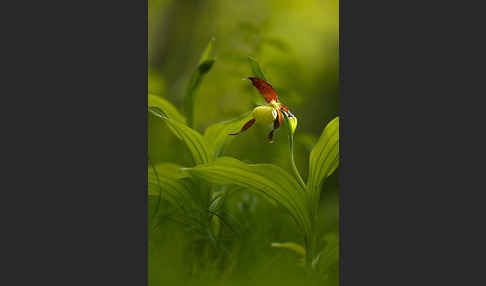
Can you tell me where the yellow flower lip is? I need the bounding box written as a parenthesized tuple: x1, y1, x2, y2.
(252, 105, 276, 125)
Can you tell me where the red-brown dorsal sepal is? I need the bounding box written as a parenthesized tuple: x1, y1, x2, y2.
(247, 77, 278, 103)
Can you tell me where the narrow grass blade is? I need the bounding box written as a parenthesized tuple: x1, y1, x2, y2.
(247, 56, 267, 81)
(271, 242, 306, 256)
(199, 37, 215, 64)
(185, 38, 216, 127)
(148, 163, 192, 205)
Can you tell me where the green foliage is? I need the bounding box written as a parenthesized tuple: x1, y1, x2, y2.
(203, 111, 252, 158)
(186, 157, 311, 235)
(148, 93, 211, 165)
(148, 163, 192, 204)
(149, 54, 340, 278)
(185, 38, 216, 128)
(148, 1, 339, 283)
(190, 116, 339, 265)
(247, 56, 267, 81)
(271, 241, 306, 256)
(308, 117, 340, 195)
(163, 118, 212, 165)
(148, 93, 186, 123)
(314, 232, 339, 282)
(199, 37, 215, 65)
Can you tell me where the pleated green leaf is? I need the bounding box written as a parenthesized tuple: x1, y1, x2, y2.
(148, 95, 211, 165)
(163, 117, 212, 165)
(185, 157, 311, 234)
(203, 111, 252, 158)
(308, 117, 340, 194)
(148, 93, 186, 124)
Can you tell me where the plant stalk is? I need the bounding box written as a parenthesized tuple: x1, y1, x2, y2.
(283, 112, 306, 190)
(290, 139, 306, 190)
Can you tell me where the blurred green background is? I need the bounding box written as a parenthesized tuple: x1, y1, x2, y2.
(149, 0, 339, 285)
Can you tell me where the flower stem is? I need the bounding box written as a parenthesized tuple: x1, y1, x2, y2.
(283, 112, 306, 190)
(290, 138, 306, 189)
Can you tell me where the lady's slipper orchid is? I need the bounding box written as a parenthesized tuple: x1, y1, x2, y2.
(229, 77, 296, 143)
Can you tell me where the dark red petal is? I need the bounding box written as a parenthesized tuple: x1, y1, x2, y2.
(268, 129, 275, 143)
(280, 106, 295, 119)
(267, 110, 283, 143)
(229, 119, 256, 135)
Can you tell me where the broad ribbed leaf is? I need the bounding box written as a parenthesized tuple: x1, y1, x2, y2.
(203, 111, 252, 158)
(148, 163, 192, 204)
(148, 98, 211, 165)
(308, 117, 340, 194)
(163, 117, 212, 165)
(186, 157, 311, 234)
(148, 93, 186, 124)
(185, 38, 216, 127)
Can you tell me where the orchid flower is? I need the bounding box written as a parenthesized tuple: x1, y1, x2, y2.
(229, 77, 296, 143)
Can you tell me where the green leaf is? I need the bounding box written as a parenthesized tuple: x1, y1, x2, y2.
(271, 242, 306, 256)
(203, 111, 253, 158)
(185, 38, 216, 127)
(199, 37, 215, 64)
(185, 157, 311, 235)
(148, 94, 211, 166)
(247, 56, 271, 106)
(148, 93, 186, 124)
(148, 163, 192, 205)
(308, 117, 340, 194)
(314, 232, 339, 273)
(161, 117, 212, 165)
(247, 56, 267, 81)
(148, 106, 166, 119)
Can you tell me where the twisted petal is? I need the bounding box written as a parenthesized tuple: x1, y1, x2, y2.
(229, 119, 256, 135)
(268, 109, 283, 143)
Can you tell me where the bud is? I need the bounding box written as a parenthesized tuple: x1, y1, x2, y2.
(288, 116, 298, 135)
